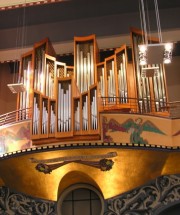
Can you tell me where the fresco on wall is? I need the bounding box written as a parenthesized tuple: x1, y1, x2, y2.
(102, 116, 166, 144)
(0, 121, 31, 156)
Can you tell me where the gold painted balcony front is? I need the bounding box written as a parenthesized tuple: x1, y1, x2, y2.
(0, 145, 180, 201)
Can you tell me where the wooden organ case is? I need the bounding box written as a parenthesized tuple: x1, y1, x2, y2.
(16, 31, 169, 145)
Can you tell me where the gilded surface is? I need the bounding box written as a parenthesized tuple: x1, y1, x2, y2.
(0, 147, 180, 201)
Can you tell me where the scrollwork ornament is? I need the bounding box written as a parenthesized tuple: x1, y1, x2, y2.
(104, 175, 180, 215)
(0, 186, 56, 214)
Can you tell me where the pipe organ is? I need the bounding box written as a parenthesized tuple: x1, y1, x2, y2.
(16, 31, 168, 143)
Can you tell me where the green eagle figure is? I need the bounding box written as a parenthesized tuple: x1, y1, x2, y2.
(103, 117, 166, 144)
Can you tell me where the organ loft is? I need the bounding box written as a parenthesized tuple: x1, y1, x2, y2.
(15, 29, 170, 144)
(0, 27, 180, 215)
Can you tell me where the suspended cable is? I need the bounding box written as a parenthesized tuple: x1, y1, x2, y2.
(139, 0, 145, 44)
(140, 0, 148, 45)
(145, 0, 151, 42)
(154, 0, 162, 42)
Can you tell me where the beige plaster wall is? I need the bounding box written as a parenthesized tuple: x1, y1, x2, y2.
(101, 113, 180, 147)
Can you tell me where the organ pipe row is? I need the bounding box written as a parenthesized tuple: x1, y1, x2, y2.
(41, 99, 48, 134)
(97, 66, 105, 97)
(34, 50, 45, 93)
(49, 102, 56, 134)
(32, 95, 40, 135)
(117, 54, 128, 103)
(153, 64, 166, 111)
(82, 94, 88, 131)
(90, 89, 98, 130)
(74, 99, 80, 131)
(19, 60, 31, 119)
(45, 63, 54, 98)
(107, 61, 116, 102)
(76, 43, 94, 93)
(57, 81, 71, 132)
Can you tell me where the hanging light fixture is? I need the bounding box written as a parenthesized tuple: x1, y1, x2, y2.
(138, 0, 173, 66)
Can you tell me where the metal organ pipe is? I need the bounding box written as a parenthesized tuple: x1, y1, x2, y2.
(108, 61, 116, 103)
(76, 44, 80, 90)
(118, 54, 128, 103)
(19, 60, 31, 119)
(74, 100, 80, 131)
(91, 89, 97, 130)
(50, 104, 55, 133)
(82, 95, 88, 130)
(42, 100, 48, 134)
(80, 51, 84, 92)
(90, 45, 94, 85)
(98, 67, 105, 98)
(33, 96, 40, 135)
(58, 82, 71, 132)
(76, 43, 94, 93)
(122, 54, 128, 103)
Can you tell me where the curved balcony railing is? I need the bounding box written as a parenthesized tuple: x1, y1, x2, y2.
(100, 97, 180, 118)
(0, 98, 179, 128)
(0, 108, 32, 127)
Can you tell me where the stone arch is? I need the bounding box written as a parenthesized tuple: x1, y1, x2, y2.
(57, 170, 103, 199)
(57, 182, 104, 215)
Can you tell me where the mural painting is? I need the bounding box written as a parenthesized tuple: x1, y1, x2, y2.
(0, 121, 31, 156)
(102, 116, 166, 144)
